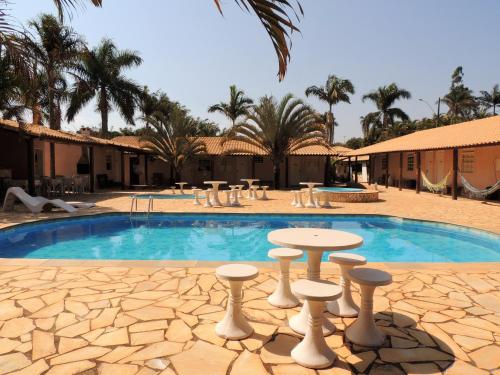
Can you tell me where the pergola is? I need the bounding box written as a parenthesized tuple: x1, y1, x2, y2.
(347, 116, 500, 199)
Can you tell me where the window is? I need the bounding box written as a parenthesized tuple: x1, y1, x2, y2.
(253, 156, 264, 164)
(198, 159, 212, 171)
(106, 155, 112, 171)
(461, 150, 474, 173)
(381, 155, 388, 170)
(407, 154, 414, 171)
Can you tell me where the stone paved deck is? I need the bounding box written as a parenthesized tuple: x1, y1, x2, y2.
(0, 187, 499, 374)
(0, 264, 498, 375)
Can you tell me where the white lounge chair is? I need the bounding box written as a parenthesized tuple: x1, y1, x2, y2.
(2, 187, 78, 214)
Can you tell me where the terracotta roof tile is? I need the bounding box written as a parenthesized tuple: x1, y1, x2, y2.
(349, 116, 500, 156)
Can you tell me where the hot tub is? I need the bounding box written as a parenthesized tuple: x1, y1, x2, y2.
(317, 187, 379, 203)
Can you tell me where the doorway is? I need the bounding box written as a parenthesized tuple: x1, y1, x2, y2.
(129, 156, 140, 185)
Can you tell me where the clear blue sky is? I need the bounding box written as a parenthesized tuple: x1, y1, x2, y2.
(10, 0, 500, 141)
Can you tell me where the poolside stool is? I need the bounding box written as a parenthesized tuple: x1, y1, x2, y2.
(192, 188, 202, 205)
(170, 186, 176, 194)
(250, 185, 259, 200)
(215, 264, 259, 340)
(236, 185, 244, 199)
(295, 191, 305, 208)
(231, 188, 241, 206)
(320, 192, 332, 208)
(267, 248, 303, 308)
(345, 268, 392, 347)
(224, 190, 233, 207)
(312, 191, 321, 208)
(291, 190, 298, 206)
(260, 186, 269, 200)
(204, 189, 213, 208)
(290, 279, 342, 369)
(327, 253, 367, 317)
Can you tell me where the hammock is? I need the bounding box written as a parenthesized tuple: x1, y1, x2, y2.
(421, 171, 450, 193)
(460, 174, 500, 199)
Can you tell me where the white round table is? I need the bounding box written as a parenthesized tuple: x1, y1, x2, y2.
(268, 228, 363, 335)
(175, 182, 188, 194)
(299, 182, 323, 208)
(204, 181, 227, 206)
(241, 178, 259, 198)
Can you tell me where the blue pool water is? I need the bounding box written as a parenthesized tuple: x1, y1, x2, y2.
(0, 214, 498, 262)
(135, 194, 196, 199)
(318, 187, 364, 192)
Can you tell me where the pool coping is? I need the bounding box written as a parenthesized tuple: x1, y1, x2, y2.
(0, 257, 498, 271)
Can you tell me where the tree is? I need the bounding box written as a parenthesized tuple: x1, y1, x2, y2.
(479, 84, 500, 115)
(208, 85, 253, 128)
(225, 94, 326, 189)
(0, 50, 24, 121)
(27, 14, 84, 130)
(305, 74, 355, 144)
(345, 137, 363, 150)
(143, 108, 207, 183)
(362, 83, 411, 137)
(67, 38, 142, 134)
(442, 67, 478, 123)
(192, 118, 220, 136)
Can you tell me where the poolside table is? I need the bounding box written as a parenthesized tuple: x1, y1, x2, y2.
(299, 182, 323, 208)
(176, 182, 188, 194)
(268, 228, 363, 336)
(241, 178, 260, 198)
(204, 181, 227, 206)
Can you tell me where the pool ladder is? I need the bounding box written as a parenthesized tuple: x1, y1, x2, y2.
(130, 195, 154, 217)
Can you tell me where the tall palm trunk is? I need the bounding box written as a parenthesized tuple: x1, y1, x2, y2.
(47, 65, 58, 130)
(32, 104, 42, 125)
(273, 162, 281, 189)
(99, 87, 108, 135)
(326, 109, 334, 144)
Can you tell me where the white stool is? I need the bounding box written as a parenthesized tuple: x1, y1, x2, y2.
(192, 188, 202, 205)
(267, 248, 303, 308)
(236, 185, 244, 199)
(290, 279, 342, 369)
(215, 264, 259, 340)
(291, 190, 298, 206)
(204, 189, 213, 207)
(312, 191, 321, 208)
(295, 191, 304, 208)
(345, 268, 392, 347)
(250, 186, 259, 200)
(224, 190, 233, 207)
(170, 186, 176, 194)
(327, 253, 367, 317)
(319, 192, 332, 208)
(231, 189, 241, 206)
(260, 186, 269, 200)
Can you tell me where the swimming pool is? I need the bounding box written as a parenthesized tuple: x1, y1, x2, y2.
(135, 194, 196, 199)
(318, 187, 363, 192)
(0, 214, 498, 262)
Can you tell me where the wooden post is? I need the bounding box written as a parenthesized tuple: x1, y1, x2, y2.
(89, 146, 95, 193)
(416, 151, 421, 194)
(285, 157, 289, 188)
(385, 153, 389, 188)
(120, 151, 125, 190)
(323, 156, 330, 187)
(354, 156, 358, 184)
(144, 154, 148, 185)
(399, 152, 403, 191)
(50, 142, 56, 178)
(452, 148, 458, 200)
(347, 157, 352, 182)
(26, 137, 35, 195)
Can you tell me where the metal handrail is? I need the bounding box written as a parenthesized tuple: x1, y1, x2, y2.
(130, 195, 138, 216)
(147, 195, 153, 216)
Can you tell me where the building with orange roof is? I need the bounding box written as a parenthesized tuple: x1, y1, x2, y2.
(346, 116, 500, 199)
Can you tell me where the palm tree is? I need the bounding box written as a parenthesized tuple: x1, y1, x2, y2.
(305, 75, 355, 144)
(67, 38, 142, 135)
(2, 0, 301, 80)
(208, 85, 253, 128)
(479, 84, 500, 115)
(27, 14, 84, 130)
(143, 108, 207, 183)
(362, 83, 411, 133)
(225, 94, 326, 189)
(442, 87, 477, 122)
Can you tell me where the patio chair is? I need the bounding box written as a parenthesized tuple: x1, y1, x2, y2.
(2, 187, 77, 214)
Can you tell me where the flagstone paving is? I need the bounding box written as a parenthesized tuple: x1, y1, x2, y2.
(0, 265, 498, 374)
